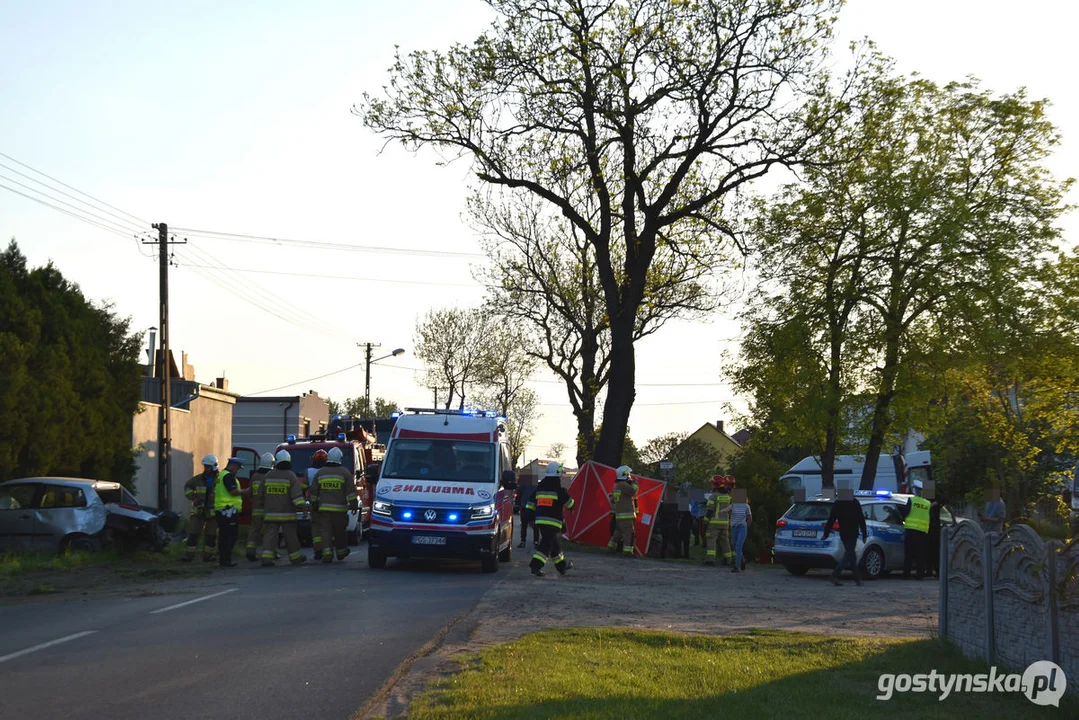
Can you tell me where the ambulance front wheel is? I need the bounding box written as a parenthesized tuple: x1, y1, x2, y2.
(368, 546, 387, 569)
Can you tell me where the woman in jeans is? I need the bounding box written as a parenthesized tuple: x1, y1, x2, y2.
(724, 495, 752, 573)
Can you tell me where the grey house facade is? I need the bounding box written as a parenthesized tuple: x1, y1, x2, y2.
(232, 390, 330, 456)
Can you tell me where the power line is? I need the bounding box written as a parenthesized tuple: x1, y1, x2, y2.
(0, 180, 150, 243)
(0, 161, 146, 233)
(0, 150, 149, 226)
(0, 171, 145, 237)
(175, 226, 484, 259)
(244, 362, 366, 396)
(169, 261, 482, 289)
(537, 398, 731, 408)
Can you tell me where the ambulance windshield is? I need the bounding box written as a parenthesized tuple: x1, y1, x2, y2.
(382, 439, 495, 483)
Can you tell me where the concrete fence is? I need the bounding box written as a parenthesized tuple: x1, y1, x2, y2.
(939, 521, 1079, 687)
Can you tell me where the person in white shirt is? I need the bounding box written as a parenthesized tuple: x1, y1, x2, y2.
(722, 493, 752, 573)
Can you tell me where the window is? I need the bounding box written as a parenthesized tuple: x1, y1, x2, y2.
(781, 476, 803, 491)
(234, 449, 259, 480)
(0, 485, 37, 510)
(382, 439, 495, 483)
(39, 485, 87, 509)
(874, 503, 903, 525)
(784, 502, 831, 521)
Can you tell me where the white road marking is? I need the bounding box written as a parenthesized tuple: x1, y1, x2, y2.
(0, 630, 98, 664)
(149, 588, 238, 615)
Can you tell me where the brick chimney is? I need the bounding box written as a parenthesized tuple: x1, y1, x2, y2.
(215, 377, 229, 391)
(717, 419, 725, 434)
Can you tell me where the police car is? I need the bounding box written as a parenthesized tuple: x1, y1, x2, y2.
(773, 490, 956, 580)
(367, 408, 517, 573)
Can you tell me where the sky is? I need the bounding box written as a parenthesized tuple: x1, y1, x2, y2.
(2, 0, 1077, 464)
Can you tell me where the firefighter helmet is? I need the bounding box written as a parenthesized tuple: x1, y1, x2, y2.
(312, 449, 328, 466)
(725, 475, 736, 490)
(546, 462, 565, 477)
(616, 465, 633, 480)
(327, 447, 343, 464)
(711, 475, 725, 489)
(201, 454, 218, 468)
(258, 452, 274, 469)
(274, 449, 291, 465)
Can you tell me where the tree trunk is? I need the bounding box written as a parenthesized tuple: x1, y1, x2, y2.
(593, 315, 635, 466)
(575, 405, 596, 467)
(821, 324, 844, 490)
(859, 326, 902, 490)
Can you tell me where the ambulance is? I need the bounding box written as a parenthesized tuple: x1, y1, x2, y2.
(368, 408, 517, 573)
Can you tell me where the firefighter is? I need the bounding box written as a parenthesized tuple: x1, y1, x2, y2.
(528, 462, 575, 577)
(308, 449, 329, 558)
(703, 475, 734, 567)
(181, 454, 219, 562)
(245, 452, 274, 561)
(606, 465, 638, 557)
(310, 447, 358, 563)
(259, 450, 308, 567)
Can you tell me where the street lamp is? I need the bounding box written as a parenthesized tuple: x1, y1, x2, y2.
(361, 344, 405, 418)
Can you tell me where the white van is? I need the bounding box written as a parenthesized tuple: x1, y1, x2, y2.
(367, 409, 517, 573)
(780, 451, 932, 498)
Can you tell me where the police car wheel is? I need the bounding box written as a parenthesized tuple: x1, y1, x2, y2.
(784, 564, 808, 576)
(860, 546, 885, 580)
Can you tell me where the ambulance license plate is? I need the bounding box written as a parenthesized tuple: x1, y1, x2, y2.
(412, 535, 446, 546)
(792, 529, 818, 538)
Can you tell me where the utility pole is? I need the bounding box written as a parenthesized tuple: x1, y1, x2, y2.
(144, 224, 185, 511)
(360, 342, 380, 419)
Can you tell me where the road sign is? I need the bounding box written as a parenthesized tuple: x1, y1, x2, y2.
(659, 461, 674, 470)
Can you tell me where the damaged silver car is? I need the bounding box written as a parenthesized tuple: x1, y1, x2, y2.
(0, 477, 171, 553)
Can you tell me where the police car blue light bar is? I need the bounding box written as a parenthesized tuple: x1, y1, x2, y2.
(390, 411, 402, 418)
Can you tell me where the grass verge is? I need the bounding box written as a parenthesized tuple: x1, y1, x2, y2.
(408, 628, 1074, 720)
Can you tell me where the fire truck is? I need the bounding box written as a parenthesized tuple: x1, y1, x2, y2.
(233, 426, 383, 546)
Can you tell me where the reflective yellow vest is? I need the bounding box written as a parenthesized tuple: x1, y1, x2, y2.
(707, 494, 731, 526)
(903, 496, 931, 534)
(213, 470, 242, 513)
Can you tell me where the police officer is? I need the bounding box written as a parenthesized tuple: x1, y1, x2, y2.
(310, 447, 358, 563)
(214, 457, 245, 567)
(182, 455, 219, 562)
(703, 475, 733, 567)
(259, 450, 308, 567)
(528, 462, 576, 577)
(607, 465, 637, 557)
(245, 452, 274, 561)
(900, 480, 931, 580)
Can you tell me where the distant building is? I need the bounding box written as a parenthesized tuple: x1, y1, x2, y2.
(680, 419, 744, 468)
(131, 351, 238, 509)
(232, 390, 329, 456)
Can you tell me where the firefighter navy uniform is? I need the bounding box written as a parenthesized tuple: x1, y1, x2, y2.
(310, 460, 358, 563)
(607, 476, 638, 556)
(258, 458, 308, 566)
(527, 470, 575, 577)
(183, 467, 218, 561)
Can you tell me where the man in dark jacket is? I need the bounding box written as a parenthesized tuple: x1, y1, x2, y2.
(518, 483, 540, 548)
(822, 490, 868, 587)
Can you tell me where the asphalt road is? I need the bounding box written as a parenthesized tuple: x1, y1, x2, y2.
(0, 553, 500, 720)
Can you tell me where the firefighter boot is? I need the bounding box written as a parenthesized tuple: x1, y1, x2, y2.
(336, 548, 351, 562)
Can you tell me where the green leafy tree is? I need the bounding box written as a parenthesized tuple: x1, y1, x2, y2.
(0, 240, 142, 486)
(639, 431, 722, 486)
(360, 0, 846, 466)
(371, 397, 400, 417)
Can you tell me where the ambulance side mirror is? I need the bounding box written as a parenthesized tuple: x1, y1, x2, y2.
(501, 470, 517, 490)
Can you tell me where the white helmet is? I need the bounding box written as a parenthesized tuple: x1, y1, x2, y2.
(201, 454, 218, 468)
(616, 465, 632, 480)
(545, 462, 564, 477)
(327, 447, 343, 463)
(259, 452, 274, 469)
(274, 449, 291, 465)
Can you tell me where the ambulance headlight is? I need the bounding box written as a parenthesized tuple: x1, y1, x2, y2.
(471, 503, 495, 520)
(373, 500, 393, 516)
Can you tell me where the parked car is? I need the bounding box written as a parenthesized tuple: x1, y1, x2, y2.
(0, 477, 169, 553)
(773, 490, 959, 580)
